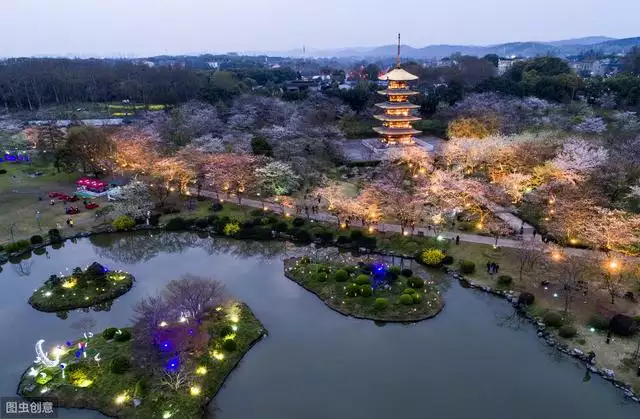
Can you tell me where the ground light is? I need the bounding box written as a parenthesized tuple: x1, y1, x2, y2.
(162, 412, 173, 419)
(212, 350, 225, 361)
(196, 366, 207, 375)
(114, 393, 128, 405)
(189, 385, 201, 396)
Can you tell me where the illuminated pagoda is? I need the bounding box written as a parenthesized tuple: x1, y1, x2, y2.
(373, 34, 421, 145)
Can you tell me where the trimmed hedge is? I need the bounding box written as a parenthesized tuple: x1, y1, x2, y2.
(374, 298, 388, 310)
(497, 275, 513, 286)
(543, 312, 564, 328)
(399, 294, 414, 305)
(112, 215, 135, 231)
(407, 277, 424, 289)
(114, 329, 131, 342)
(355, 274, 370, 285)
(459, 260, 476, 274)
(587, 314, 609, 331)
(558, 325, 577, 338)
(334, 269, 349, 282)
(103, 327, 118, 340)
(222, 338, 237, 352)
(30, 235, 44, 245)
(360, 285, 373, 297)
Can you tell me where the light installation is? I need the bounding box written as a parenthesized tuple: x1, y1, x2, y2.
(373, 33, 422, 145)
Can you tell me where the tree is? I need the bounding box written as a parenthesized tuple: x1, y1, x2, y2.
(515, 238, 545, 282)
(599, 255, 638, 304)
(163, 275, 228, 320)
(622, 47, 640, 75)
(447, 117, 499, 139)
(111, 181, 154, 219)
(551, 251, 594, 314)
(483, 54, 499, 67)
(255, 161, 301, 197)
(64, 126, 115, 173)
(551, 138, 608, 184)
(251, 136, 273, 157)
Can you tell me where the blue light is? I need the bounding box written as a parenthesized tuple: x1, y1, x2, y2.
(160, 340, 172, 352)
(165, 356, 180, 372)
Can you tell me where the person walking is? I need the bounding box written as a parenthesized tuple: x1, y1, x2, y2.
(486, 261, 491, 273)
(455, 235, 460, 245)
(69, 218, 74, 228)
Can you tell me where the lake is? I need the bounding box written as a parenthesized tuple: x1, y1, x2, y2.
(1, 231, 638, 419)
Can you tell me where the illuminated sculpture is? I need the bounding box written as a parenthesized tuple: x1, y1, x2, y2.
(373, 33, 422, 145)
(34, 340, 62, 367)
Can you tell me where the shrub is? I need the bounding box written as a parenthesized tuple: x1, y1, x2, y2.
(350, 230, 364, 241)
(249, 209, 263, 217)
(388, 266, 402, 278)
(274, 221, 289, 233)
(421, 248, 445, 266)
(316, 230, 334, 244)
(411, 293, 421, 304)
(211, 202, 223, 212)
(518, 292, 535, 306)
(334, 269, 349, 282)
(103, 327, 118, 340)
(223, 222, 240, 236)
(112, 215, 135, 231)
(401, 269, 413, 277)
(587, 314, 609, 331)
(292, 217, 306, 227)
(558, 325, 578, 338)
(355, 274, 370, 285)
(345, 283, 360, 297)
(442, 255, 454, 265)
(459, 260, 476, 274)
(336, 235, 351, 245)
(403, 288, 417, 295)
(5, 240, 30, 253)
(407, 277, 424, 289)
(30, 235, 44, 245)
(543, 312, 564, 328)
(360, 285, 373, 297)
(194, 218, 209, 229)
(110, 356, 131, 374)
(222, 338, 237, 352)
(114, 329, 132, 342)
(316, 264, 330, 274)
(399, 294, 414, 305)
(299, 256, 310, 265)
(497, 275, 513, 286)
(359, 236, 377, 250)
(48, 228, 61, 238)
(149, 213, 161, 226)
(609, 314, 635, 336)
(374, 298, 389, 311)
(0, 169, 6, 174)
(165, 217, 187, 231)
(219, 325, 234, 337)
(291, 228, 312, 243)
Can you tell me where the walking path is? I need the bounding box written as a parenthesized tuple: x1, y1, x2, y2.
(198, 191, 592, 257)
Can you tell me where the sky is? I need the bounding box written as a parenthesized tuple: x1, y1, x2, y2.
(2, 0, 640, 57)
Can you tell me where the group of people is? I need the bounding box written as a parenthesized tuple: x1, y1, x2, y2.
(486, 261, 500, 274)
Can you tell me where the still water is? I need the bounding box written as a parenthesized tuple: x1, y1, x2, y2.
(0, 231, 638, 419)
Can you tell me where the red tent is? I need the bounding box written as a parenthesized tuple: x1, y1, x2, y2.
(76, 177, 108, 192)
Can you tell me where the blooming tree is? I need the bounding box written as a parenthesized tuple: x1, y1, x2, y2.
(551, 138, 608, 184)
(111, 181, 154, 219)
(255, 161, 301, 197)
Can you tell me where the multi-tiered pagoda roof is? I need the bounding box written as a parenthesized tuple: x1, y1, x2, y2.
(373, 37, 421, 145)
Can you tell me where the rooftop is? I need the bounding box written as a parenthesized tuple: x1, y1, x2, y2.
(375, 102, 420, 110)
(373, 126, 422, 136)
(378, 68, 419, 81)
(377, 89, 419, 96)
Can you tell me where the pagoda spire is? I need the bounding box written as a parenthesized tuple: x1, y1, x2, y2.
(396, 33, 401, 68)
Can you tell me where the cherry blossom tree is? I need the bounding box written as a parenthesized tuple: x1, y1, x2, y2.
(255, 161, 301, 197)
(551, 138, 608, 184)
(111, 181, 154, 219)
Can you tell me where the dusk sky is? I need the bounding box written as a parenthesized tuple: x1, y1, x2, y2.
(3, 0, 640, 57)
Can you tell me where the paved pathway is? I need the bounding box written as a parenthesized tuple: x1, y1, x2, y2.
(198, 190, 592, 257)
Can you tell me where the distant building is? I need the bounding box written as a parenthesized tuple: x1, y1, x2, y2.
(571, 60, 605, 76)
(207, 61, 219, 69)
(284, 80, 320, 92)
(497, 56, 523, 75)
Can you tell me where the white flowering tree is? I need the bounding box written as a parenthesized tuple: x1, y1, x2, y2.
(254, 161, 301, 197)
(551, 138, 608, 184)
(112, 181, 154, 219)
(572, 117, 607, 134)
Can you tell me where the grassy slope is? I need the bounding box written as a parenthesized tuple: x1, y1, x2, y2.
(19, 303, 265, 418)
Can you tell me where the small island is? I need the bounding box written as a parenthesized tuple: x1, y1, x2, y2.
(19, 276, 266, 418)
(285, 257, 443, 322)
(28, 262, 134, 312)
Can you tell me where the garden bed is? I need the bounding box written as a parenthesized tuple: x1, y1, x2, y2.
(284, 257, 443, 322)
(28, 262, 134, 312)
(18, 302, 266, 418)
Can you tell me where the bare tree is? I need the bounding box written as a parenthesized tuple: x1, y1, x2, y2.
(163, 275, 228, 319)
(160, 370, 192, 392)
(599, 255, 636, 305)
(515, 238, 546, 283)
(551, 252, 595, 314)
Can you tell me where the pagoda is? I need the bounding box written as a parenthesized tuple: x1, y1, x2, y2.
(373, 34, 421, 145)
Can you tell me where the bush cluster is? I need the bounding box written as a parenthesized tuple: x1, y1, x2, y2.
(4, 240, 30, 253)
(374, 298, 388, 311)
(587, 314, 609, 331)
(558, 325, 577, 338)
(333, 269, 349, 282)
(543, 312, 564, 328)
(112, 215, 135, 231)
(421, 248, 446, 266)
(223, 222, 240, 236)
(114, 329, 132, 342)
(497, 275, 513, 286)
(399, 294, 414, 305)
(459, 260, 476, 274)
(102, 327, 119, 340)
(354, 274, 370, 285)
(222, 338, 237, 352)
(360, 285, 373, 297)
(165, 217, 189, 231)
(30, 235, 44, 245)
(406, 277, 424, 289)
(442, 255, 454, 265)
